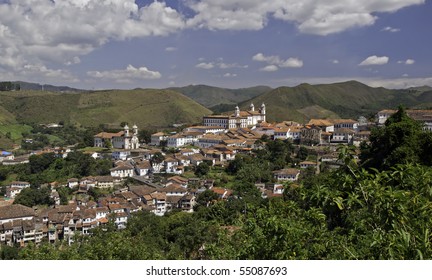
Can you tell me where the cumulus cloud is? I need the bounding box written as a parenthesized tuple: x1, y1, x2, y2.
(359, 55, 389, 66)
(87, 65, 161, 83)
(253, 53, 303, 69)
(260, 65, 279, 72)
(381, 26, 401, 32)
(196, 59, 247, 70)
(223, 73, 238, 77)
(184, 0, 424, 35)
(0, 1, 185, 71)
(20, 64, 79, 83)
(398, 59, 415, 65)
(195, 62, 215, 69)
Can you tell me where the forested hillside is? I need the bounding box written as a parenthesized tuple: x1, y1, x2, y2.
(0, 89, 211, 128)
(242, 81, 430, 122)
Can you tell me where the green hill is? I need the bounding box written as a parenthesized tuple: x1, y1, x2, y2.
(242, 81, 423, 122)
(0, 89, 211, 128)
(169, 85, 272, 108)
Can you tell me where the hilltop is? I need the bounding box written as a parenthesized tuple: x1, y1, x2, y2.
(169, 84, 272, 108)
(13, 81, 84, 93)
(241, 81, 426, 122)
(0, 89, 211, 128)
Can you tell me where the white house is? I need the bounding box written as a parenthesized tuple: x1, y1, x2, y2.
(197, 134, 228, 148)
(331, 128, 356, 144)
(332, 119, 359, 132)
(112, 150, 131, 160)
(110, 162, 135, 178)
(0, 205, 35, 224)
(68, 178, 79, 188)
(273, 168, 301, 182)
(273, 127, 290, 140)
(150, 132, 168, 146)
(10, 181, 30, 189)
(135, 160, 152, 177)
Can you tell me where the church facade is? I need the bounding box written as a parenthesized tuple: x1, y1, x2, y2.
(94, 124, 140, 150)
(203, 103, 266, 129)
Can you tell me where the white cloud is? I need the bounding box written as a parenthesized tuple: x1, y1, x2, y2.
(381, 26, 401, 32)
(359, 55, 389, 66)
(185, 0, 424, 35)
(398, 59, 415, 65)
(19, 64, 79, 83)
(196, 59, 247, 70)
(279, 58, 303, 68)
(195, 62, 215, 69)
(0, 1, 185, 71)
(219, 62, 248, 69)
(87, 65, 161, 83)
(165, 47, 177, 52)
(253, 53, 303, 69)
(332, 59, 340, 64)
(223, 73, 238, 77)
(0, 63, 78, 84)
(260, 65, 279, 72)
(65, 57, 81, 66)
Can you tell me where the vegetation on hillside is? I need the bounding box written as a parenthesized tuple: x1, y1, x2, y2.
(2, 103, 432, 260)
(242, 80, 427, 122)
(170, 85, 272, 108)
(0, 89, 211, 128)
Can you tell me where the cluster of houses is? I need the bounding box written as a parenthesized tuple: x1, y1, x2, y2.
(0, 173, 268, 246)
(3, 105, 432, 247)
(151, 104, 371, 150)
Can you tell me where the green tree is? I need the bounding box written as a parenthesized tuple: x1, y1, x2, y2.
(360, 106, 431, 170)
(14, 187, 54, 207)
(138, 129, 155, 144)
(151, 152, 165, 165)
(195, 162, 210, 177)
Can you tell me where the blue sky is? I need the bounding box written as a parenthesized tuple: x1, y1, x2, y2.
(0, 0, 430, 89)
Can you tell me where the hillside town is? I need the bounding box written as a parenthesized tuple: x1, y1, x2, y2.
(1, 104, 432, 247)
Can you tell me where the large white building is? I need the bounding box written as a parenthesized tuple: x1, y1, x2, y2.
(203, 103, 266, 129)
(94, 124, 139, 150)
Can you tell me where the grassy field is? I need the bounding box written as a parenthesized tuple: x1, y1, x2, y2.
(0, 124, 32, 140)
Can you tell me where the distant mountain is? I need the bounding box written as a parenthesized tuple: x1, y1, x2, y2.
(169, 85, 272, 108)
(241, 80, 426, 123)
(0, 89, 211, 128)
(13, 81, 84, 93)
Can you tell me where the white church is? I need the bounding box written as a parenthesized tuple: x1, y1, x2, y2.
(203, 103, 266, 129)
(94, 124, 140, 150)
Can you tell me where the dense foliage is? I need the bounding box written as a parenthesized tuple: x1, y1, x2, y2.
(0, 151, 112, 207)
(11, 161, 432, 260)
